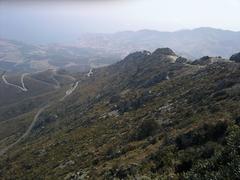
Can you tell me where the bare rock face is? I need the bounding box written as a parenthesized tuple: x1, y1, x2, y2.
(230, 52, 240, 63)
(151, 48, 178, 63)
(152, 48, 176, 56)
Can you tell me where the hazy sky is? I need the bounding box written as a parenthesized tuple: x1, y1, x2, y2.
(0, 0, 240, 43)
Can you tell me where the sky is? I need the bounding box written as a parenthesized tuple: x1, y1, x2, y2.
(0, 0, 240, 43)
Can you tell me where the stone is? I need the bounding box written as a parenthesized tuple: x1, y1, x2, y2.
(230, 52, 240, 63)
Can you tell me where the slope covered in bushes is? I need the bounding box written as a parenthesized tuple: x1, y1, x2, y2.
(0, 49, 240, 179)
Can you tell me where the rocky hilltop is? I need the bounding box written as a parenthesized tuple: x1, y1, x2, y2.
(0, 48, 240, 179)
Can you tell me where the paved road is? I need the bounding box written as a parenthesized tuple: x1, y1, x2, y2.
(60, 81, 79, 101)
(87, 68, 93, 77)
(2, 73, 29, 92)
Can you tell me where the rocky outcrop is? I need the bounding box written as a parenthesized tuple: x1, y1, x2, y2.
(192, 56, 226, 65)
(176, 57, 189, 64)
(124, 51, 151, 61)
(152, 48, 176, 56)
(192, 56, 211, 65)
(151, 48, 178, 63)
(143, 72, 169, 88)
(230, 52, 240, 63)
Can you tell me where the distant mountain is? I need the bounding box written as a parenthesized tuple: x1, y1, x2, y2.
(76, 27, 240, 58)
(0, 48, 240, 179)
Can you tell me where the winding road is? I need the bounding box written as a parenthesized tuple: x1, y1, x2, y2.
(0, 71, 80, 156)
(87, 68, 93, 77)
(2, 73, 29, 92)
(57, 72, 76, 82)
(60, 81, 79, 102)
(0, 105, 49, 156)
(51, 70, 77, 89)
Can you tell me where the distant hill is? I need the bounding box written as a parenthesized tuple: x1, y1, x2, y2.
(0, 39, 119, 73)
(76, 27, 240, 58)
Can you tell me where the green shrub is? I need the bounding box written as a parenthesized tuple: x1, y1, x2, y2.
(183, 125, 240, 179)
(133, 119, 160, 141)
(175, 121, 228, 149)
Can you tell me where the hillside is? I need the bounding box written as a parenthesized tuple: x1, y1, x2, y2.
(76, 27, 240, 58)
(0, 48, 240, 179)
(0, 69, 75, 108)
(0, 39, 118, 73)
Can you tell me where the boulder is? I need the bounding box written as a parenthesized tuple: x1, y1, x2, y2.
(230, 52, 240, 63)
(192, 56, 226, 66)
(176, 56, 189, 64)
(192, 56, 211, 65)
